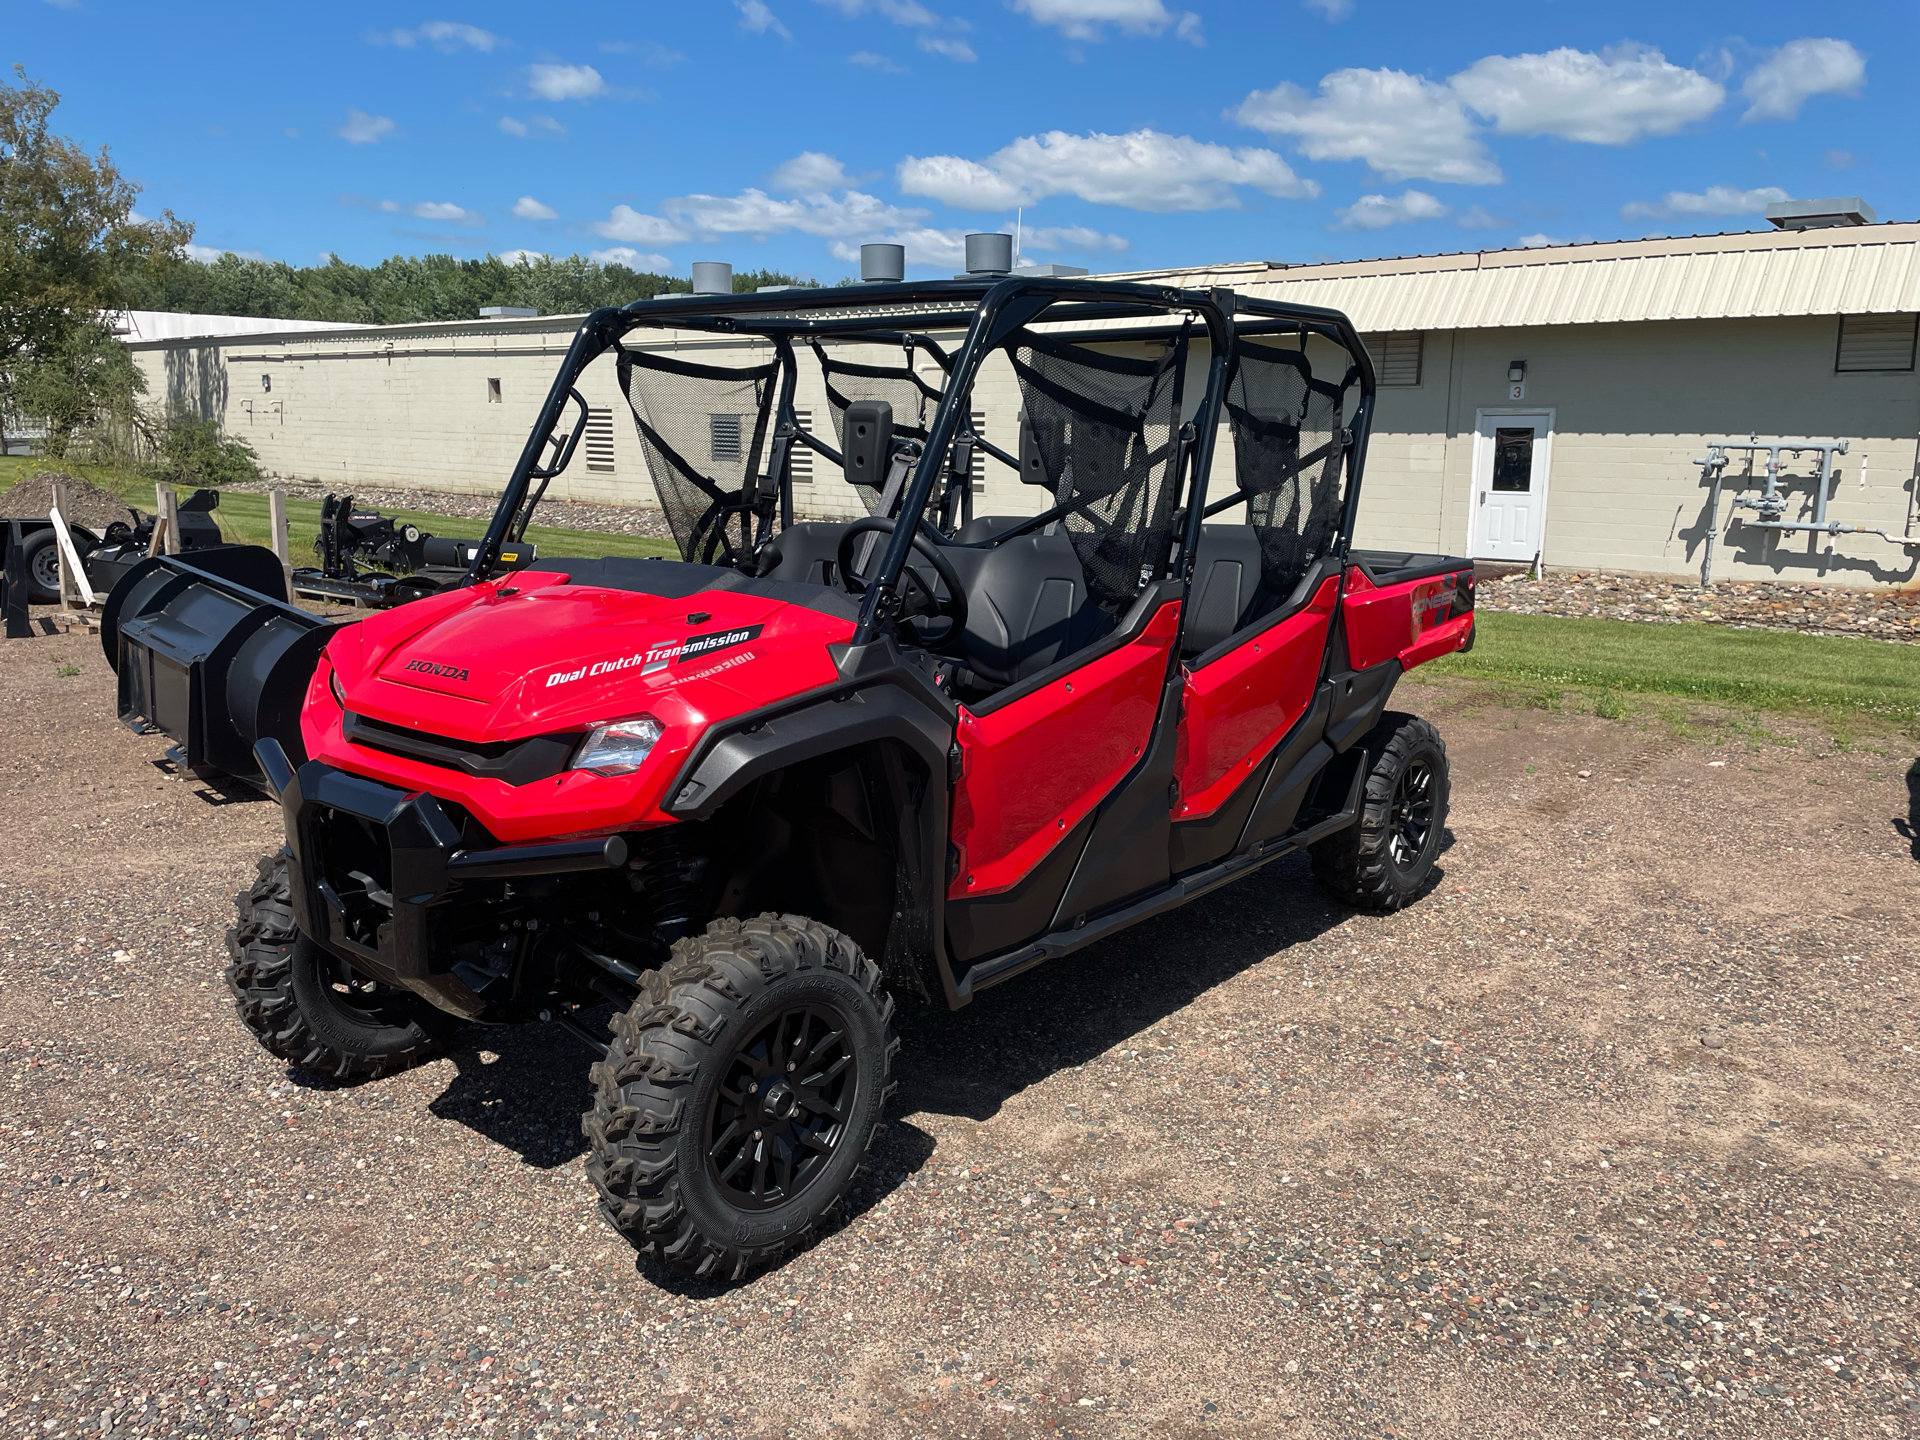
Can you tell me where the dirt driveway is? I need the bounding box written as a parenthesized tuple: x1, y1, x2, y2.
(1, 621, 1916, 1439)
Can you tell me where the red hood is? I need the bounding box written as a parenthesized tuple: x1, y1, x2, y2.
(325, 572, 854, 743)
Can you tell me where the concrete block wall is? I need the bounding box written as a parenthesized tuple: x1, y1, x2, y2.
(130, 310, 1920, 586)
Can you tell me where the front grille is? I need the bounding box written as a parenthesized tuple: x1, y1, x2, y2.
(344, 712, 579, 786)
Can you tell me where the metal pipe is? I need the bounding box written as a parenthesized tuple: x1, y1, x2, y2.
(448, 833, 629, 879)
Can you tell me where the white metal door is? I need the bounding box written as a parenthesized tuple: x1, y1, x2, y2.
(1470, 411, 1552, 562)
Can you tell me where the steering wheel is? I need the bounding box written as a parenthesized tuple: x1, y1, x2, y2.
(835, 516, 969, 644)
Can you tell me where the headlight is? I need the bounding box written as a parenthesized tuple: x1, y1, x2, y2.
(329, 666, 347, 709)
(571, 714, 664, 777)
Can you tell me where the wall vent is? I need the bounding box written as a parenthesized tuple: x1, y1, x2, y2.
(1835, 313, 1917, 373)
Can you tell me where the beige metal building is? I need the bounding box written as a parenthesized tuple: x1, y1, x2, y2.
(130, 221, 1920, 587)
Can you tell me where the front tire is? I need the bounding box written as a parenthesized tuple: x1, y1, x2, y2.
(225, 852, 456, 1080)
(1310, 712, 1449, 912)
(584, 914, 898, 1281)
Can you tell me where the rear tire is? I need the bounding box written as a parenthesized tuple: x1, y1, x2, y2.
(584, 914, 897, 1281)
(1310, 712, 1449, 912)
(225, 851, 456, 1080)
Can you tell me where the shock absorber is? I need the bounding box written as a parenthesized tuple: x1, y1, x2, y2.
(630, 827, 704, 952)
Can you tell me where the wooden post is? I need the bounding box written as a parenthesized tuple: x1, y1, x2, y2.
(268, 487, 294, 600)
(157, 483, 181, 555)
(52, 479, 77, 612)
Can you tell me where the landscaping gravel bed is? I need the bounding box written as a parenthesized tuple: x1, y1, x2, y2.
(1, 627, 1916, 1438)
(1478, 568, 1920, 643)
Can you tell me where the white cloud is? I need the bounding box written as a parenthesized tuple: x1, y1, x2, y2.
(828, 228, 969, 270)
(499, 114, 565, 137)
(374, 199, 486, 226)
(1234, 69, 1498, 185)
(1619, 185, 1789, 222)
(1456, 204, 1509, 230)
(666, 187, 923, 239)
(527, 63, 606, 100)
(1519, 233, 1565, 248)
(1740, 38, 1865, 123)
(511, 196, 559, 220)
(816, 0, 939, 23)
(591, 246, 674, 270)
(1020, 224, 1131, 254)
(919, 34, 977, 61)
(899, 129, 1318, 212)
(591, 206, 691, 245)
(335, 109, 396, 144)
(371, 21, 505, 52)
(1303, 0, 1352, 18)
(1331, 189, 1447, 230)
(849, 51, 907, 72)
(184, 243, 266, 262)
(1823, 148, 1856, 170)
(1450, 44, 1724, 144)
(497, 249, 545, 265)
(770, 152, 853, 192)
(1011, 0, 1201, 43)
(737, 0, 792, 37)
(601, 40, 685, 65)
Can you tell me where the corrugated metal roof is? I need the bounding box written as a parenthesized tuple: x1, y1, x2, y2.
(1112, 222, 1920, 332)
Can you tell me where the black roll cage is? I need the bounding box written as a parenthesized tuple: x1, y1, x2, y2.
(466, 278, 1379, 646)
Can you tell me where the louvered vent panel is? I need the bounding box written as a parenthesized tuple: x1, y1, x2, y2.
(1835, 313, 1918, 372)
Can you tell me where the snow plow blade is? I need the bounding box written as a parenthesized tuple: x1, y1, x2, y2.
(101, 547, 339, 790)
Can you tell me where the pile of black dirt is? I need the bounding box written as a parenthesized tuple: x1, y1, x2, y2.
(0, 471, 139, 530)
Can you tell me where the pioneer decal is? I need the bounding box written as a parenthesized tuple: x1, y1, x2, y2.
(544, 625, 764, 689)
(1410, 582, 1456, 641)
(403, 659, 471, 682)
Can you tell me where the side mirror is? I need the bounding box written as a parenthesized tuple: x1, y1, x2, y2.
(842, 400, 893, 489)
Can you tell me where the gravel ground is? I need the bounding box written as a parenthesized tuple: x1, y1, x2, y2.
(1477, 569, 1920, 644)
(2, 618, 1917, 1438)
(219, 480, 677, 542)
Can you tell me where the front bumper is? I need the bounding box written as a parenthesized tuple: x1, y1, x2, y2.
(258, 740, 630, 1020)
(275, 749, 489, 1018)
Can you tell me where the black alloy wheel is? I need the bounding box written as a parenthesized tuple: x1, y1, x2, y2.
(585, 913, 897, 1281)
(1386, 757, 1436, 869)
(1309, 712, 1450, 912)
(705, 1002, 858, 1211)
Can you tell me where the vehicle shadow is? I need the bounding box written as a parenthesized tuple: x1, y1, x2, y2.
(424, 1016, 609, 1169)
(1895, 757, 1920, 863)
(897, 848, 1386, 1124)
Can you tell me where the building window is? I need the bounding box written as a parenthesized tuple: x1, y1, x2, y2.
(710, 413, 742, 464)
(1359, 331, 1423, 386)
(789, 408, 814, 483)
(584, 407, 616, 473)
(487, 377, 502, 402)
(1835, 314, 1918, 372)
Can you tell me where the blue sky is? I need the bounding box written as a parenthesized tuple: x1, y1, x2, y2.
(14, 0, 1914, 279)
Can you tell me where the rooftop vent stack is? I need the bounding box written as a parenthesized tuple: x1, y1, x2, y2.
(1766, 197, 1875, 230)
(860, 243, 906, 283)
(690, 261, 734, 295)
(964, 232, 1014, 277)
(478, 305, 536, 320)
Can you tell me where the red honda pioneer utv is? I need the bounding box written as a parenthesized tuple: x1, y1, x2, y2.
(222, 277, 1474, 1279)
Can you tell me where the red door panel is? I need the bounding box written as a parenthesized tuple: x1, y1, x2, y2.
(948, 602, 1181, 900)
(1175, 577, 1338, 822)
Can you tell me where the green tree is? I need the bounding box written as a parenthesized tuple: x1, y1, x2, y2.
(153, 410, 261, 488)
(0, 66, 188, 447)
(11, 318, 145, 457)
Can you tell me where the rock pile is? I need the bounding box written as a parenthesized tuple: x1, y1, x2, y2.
(1477, 569, 1920, 643)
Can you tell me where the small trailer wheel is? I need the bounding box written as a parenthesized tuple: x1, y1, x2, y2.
(1309, 712, 1449, 912)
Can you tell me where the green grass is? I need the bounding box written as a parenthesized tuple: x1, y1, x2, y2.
(0, 455, 676, 562)
(1426, 610, 1920, 736)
